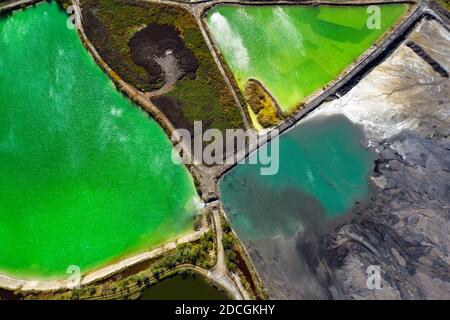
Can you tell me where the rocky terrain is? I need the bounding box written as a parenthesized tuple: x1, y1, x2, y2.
(300, 18, 450, 299)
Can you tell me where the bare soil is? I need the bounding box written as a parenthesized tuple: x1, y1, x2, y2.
(128, 23, 199, 89)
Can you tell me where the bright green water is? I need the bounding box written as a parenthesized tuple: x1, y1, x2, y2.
(219, 115, 374, 241)
(205, 4, 407, 112)
(0, 2, 196, 278)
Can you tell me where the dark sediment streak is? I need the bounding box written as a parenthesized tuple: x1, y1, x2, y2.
(406, 40, 448, 77)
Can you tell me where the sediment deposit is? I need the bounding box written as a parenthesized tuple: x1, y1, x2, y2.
(300, 19, 450, 299)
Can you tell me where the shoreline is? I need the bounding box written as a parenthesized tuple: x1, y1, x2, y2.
(0, 227, 209, 291)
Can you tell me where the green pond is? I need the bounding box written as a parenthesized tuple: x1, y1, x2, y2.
(0, 2, 196, 279)
(205, 4, 407, 113)
(219, 115, 374, 241)
(140, 273, 229, 300)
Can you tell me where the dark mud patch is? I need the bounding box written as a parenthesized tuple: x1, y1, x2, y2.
(129, 23, 199, 89)
(81, 7, 154, 91)
(79, 0, 245, 139)
(223, 182, 366, 299)
(151, 95, 234, 161)
(150, 96, 192, 132)
(406, 40, 448, 77)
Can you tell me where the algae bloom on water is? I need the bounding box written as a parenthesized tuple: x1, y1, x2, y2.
(0, 2, 197, 279)
(205, 4, 407, 114)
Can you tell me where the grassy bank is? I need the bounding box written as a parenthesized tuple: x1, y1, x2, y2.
(79, 0, 245, 133)
(221, 217, 268, 300)
(436, 0, 450, 10)
(13, 230, 217, 300)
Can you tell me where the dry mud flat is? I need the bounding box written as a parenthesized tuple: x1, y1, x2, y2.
(254, 19, 450, 299)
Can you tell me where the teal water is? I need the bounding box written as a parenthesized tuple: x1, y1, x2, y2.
(0, 2, 196, 278)
(219, 115, 374, 241)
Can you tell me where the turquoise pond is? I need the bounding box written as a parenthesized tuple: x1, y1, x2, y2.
(219, 115, 374, 241)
